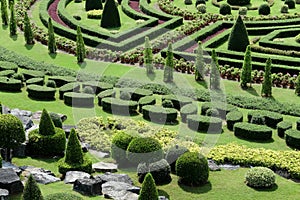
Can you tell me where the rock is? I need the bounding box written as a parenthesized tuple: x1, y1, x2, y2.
(64, 171, 91, 184)
(0, 189, 9, 200)
(2, 106, 10, 114)
(0, 168, 24, 194)
(92, 162, 118, 173)
(62, 125, 76, 138)
(20, 166, 59, 184)
(12, 143, 27, 158)
(219, 164, 240, 170)
(88, 149, 109, 159)
(159, 196, 169, 200)
(73, 178, 102, 196)
(15, 116, 34, 131)
(31, 111, 42, 121)
(275, 169, 291, 179)
(2, 161, 22, 176)
(95, 172, 133, 185)
(102, 181, 139, 200)
(208, 160, 221, 171)
(10, 108, 32, 117)
(81, 143, 88, 153)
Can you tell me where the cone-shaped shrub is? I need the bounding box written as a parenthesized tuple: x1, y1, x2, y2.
(24, 11, 34, 45)
(241, 45, 252, 88)
(228, 15, 249, 52)
(1, 0, 9, 26)
(48, 18, 56, 54)
(194, 41, 205, 81)
(65, 129, 84, 165)
(85, 0, 102, 11)
(261, 58, 272, 97)
(163, 43, 174, 83)
(144, 36, 154, 74)
(39, 109, 56, 136)
(9, 2, 17, 36)
(210, 49, 220, 90)
(100, 0, 120, 28)
(138, 173, 158, 200)
(22, 174, 43, 200)
(295, 75, 300, 96)
(76, 26, 85, 63)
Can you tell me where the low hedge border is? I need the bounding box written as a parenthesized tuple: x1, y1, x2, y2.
(22, 69, 45, 80)
(121, 0, 152, 20)
(187, 114, 222, 133)
(247, 110, 283, 128)
(0, 77, 22, 92)
(233, 122, 272, 141)
(0, 61, 18, 72)
(226, 111, 243, 131)
(97, 89, 116, 106)
(26, 77, 44, 86)
(64, 92, 95, 108)
(138, 96, 156, 112)
(139, 0, 174, 21)
(59, 82, 80, 100)
(201, 102, 238, 119)
(277, 121, 292, 138)
(212, 0, 274, 10)
(102, 97, 138, 115)
(180, 104, 198, 123)
(27, 84, 56, 100)
(82, 81, 113, 94)
(162, 95, 193, 110)
(285, 129, 300, 150)
(142, 105, 178, 124)
(48, 76, 76, 87)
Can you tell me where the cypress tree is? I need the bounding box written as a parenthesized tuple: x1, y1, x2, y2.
(261, 58, 272, 97)
(100, 0, 121, 28)
(39, 109, 56, 136)
(144, 36, 154, 75)
(1, 0, 8, 26)
(194, 41, 205, 81)
(47, 18, 56, 54)
(22, 175, 43, 200)
(295, 75, 300, 96)
(241, 45, 252, 88)
(76, 26, 85, 63)
(138, 173, 159, 200)
(85, 0, 102, 11)
(228, 15, 249, 52)
(65, 128, 84, 165)
(163, 43, 174, 83)
(23, 11, 34, 45)
(9, 2, 16, 36)
(210, 49, 220, 90)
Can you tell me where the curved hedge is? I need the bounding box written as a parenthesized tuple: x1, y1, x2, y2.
(59, 82, 80, 100)
(64, 92, 94, 108)
(296, 120, 300, 131)
(247, 110, 283, 128)
(162, 95, 193, 110)
(102, 97, 138, 115)
(226, 111, 243, 131)
(277, 121, 292, 138)
(22, 69, 45, 80)
(0, 70, 15, 77)
(27, 85, 56, 100)
(142, 105, 177, 124)
(187, 115, 222, 133)
(201, 102, 238, 119)
(0, 77, 22, 92)
(285, 129, 300, 150)
(48, 76, 76, 87)
(120, 88, 153, 101)
(26, 77, 44, 86)
(82, 81, 113, 94)
(97, 89, 116, 106)
(180, 104, 198, 123)
(0, 61, 18, 72)
(234, 122, 272, 140)
(138, 95, 156, 112)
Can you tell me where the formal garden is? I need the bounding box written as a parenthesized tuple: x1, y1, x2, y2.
(0, 0, 300, 199)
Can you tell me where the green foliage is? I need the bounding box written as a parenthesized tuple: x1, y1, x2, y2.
(245, 167, 276, 188)
(26, 78, 44, 86)
(165, 145, 189, 172)
(284, 0, 295, 8)
(39, 109, 56, 136)
(233, 122, 272, 141)
(164, 43, 174, 83)
(250, 114, 265, 125)
(180, 104, 198, 123)
(138, 159, 171, 184)
(187, 115, 222, 133)
(194, 42, 205, 81)
(247, 110, 283, 128)
(23, 11, 34, 45)
(44, 193, 83, 200)
(285, 129, 300, 150)
(102, 97, 138, 115)
(277, 121, 292, 138)
(58, 156, 92, 174)
(46, 80, 56, 88)
(83, 86, 94, 94)
(0, 77, 22, 92)
(47, 18, 56, 54)
(184, 0, 193, 5)
(1, 0, 9, 26)
(241, 45, 252, 88)
(258, 3, 270, 15)
(65, 129, 84, 165)
(86, 10, 103, 19)
(176, 152, 209, 186)
(85, 0, 102, 11)
(219, 3, 231, 15)
(196, 3, 206, 13)
(64, 92, 94, 108)
(9, 2, 16, 36)
(97, 89, 116, 105)
(228, 15, 249, 52)
(162, 95, 193, 110)
(162, 100, 174, 108)
(227, 0, 250, 6)
(0, 61, 18, 72)
(195, 0, 206, 6)
(138, 173, 159, 200)
(100, 0, 121, 28)
(226, 111, 243, 131)
(144, 36, 154, 75)
(206, 108, 219, 117)
(295, 75, 300, 96)
(210, 49, 221, 90)
(138, 96, 156, 112)
(238, 7, 247, 15)
(76, 26, 85, 63)
(142, 105, 178, 124)
(49, 112, 63, 128)
(22, 175, 43, 200)
(120, 91, 131, 100)
(261, 58, 272, 97)
(22, 69, 45, 80)
(281, 4, 289, 13)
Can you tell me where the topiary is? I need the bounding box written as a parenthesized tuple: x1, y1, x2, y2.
(12, 73, 25, 82)
(22, 174, 43, 200)
(258, 4, 271, 15)
(184, 0, 193, 5)
(284, 0, 295, 8)
(165, 145, 189, 172)
(227, 0, 250, 6)
(250, 114, 265, 125)
(219, 3, 231, 15)
(83, 86, 94, 94)
(206, 108, 219, 118)
(197, 4, 206, 13)
(85, 0, 103, 11)
(285, 129, 300, 150)
(39, 109, 56, 136)
(49, 112, 63, 128)
(281, 4, 289, 13)
(228, 15, 249, 52)
(195, 0, 205, 6)
(277, 121, 292, 138)
(245, 167, 275, 188)
(239, 7, 247, 15)
(101, 0, 121, 28)
(44, 193, 83, 200)
(120, 91, 131, 100)
(176, 152, 209, 186)
(162, 100, 174, 108)
(226, 111, 243, 131)
(46, 80, 56, 88)
(138, 173, 158, 200)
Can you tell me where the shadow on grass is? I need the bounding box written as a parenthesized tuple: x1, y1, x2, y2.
(25, 44, 34, 50)
(2, 25, 8, 30)
(235, 136, 275, 144)
(243, 87, 259, 96)
(251, 183, 278, 192)
(147, 72, 156, 81)
(77, 61, 87, 69)
(10, 35, 18, 41)
(48, 52, 57, 59)
(158, 189, 170, 199)
(196, 80, 208, 89)
(28, 96, 56, 102)
(178, 181, 212, 194)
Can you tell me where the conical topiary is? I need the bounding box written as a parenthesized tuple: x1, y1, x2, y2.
(194, 41, 205, 81)
(138, 173, 158, 200)
(100, 0, 121, 28)
(163, 43, 174, 83)
(9, 2, 17, 36)
(39, 109, 56, 136)
(22, 174, 43, 200)
(76, 26, 85, 63)
(241, 45, 252, 88)
(65, 128, 84, 165)
(48, 18, 56, 54)
(1, 0, 9, 26)
(24, 11, 34, 45)
(261, 58, 272, 97)
(228, 15, 249, 52)
(85, 0, 102, 11)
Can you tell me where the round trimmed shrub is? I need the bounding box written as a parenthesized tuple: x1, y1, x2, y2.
(162, 95, 193, 110)
(227, 0, 250, 6)
(162, 100, 174, 108)
(184, 0, 193, 5)
(187, 115, 222, 133)
(27, 85, 56, 100)
(12, 73, 25, 82)
(0, 61, 18, 72)
(277, 121, 292, 138)
(0, 77, 22, 92)
(206, 108, 219, 118)
(49, 112, 63, 128)
(138, 96, 156, 112)
(64, 92, 94, 108)
(45, 193, 83, 200)
(234, 122, 272, 140)
(284, 0, 295, 8)
(26, 78, 44, 86)
(195, 0, 205, 6)
(97, 89, 116, 106)
(281, 4, 289, 13)
(48, 76, 76, 87)
(226, 111, 243, 131)
(59, 83, 80, 100)
(285, 129, 300, 150)
(180, 104, 198, 123)
(250, 114, 265, 125)
(142, 105, 177, 124)
(247, 110, 283, 128)
(82, 81, 113, 94)
(46, 80, 56, 88)
(120, 88, 153, 101)
(120, 91, 131, 100)
(220, 3, 231, 15)
(83, 86, 95, 94)
(201, 102, 237, 119)
(245, 167, 275, 188)
(197, 4, 206, 13)
(85, 0, 103, 11)
(127, 137, 163, 165)
(176, 152, 209, 186)
(0, 70, 15, 77)
(102, 97, 138, 115)
(239, 7, 247, 15)
(258, 4, 270, 15)
(165, 145, 189, 172)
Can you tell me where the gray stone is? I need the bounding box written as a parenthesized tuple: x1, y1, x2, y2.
(0, 168, 24, 194)
(2, 161, 22, 176)
(95, 172, 133, 185)
(0, 189, 9, 200)
(62, 125, 76, 136)
(92, 162, 118, 173)
(2, 106, 10, 114)
(10, 109, 32, 117)
(102, 181, 139, 200)
(12, 143, 27, 158)
(21, 166, 59, 184)
(219, 164, 240, 170)
(275, 169, 291, 179)
(64, 171, 91, 184)
(208, 160, 221, 171)
(31, 111, 42, 121)
(81, 143, 88, 153)
(89, 149, 109, 159)
(16, 116, 34, 131)
(159, 196, 169, 200)
(73, 178, 102, 196)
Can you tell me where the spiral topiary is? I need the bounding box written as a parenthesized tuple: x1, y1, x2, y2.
(245, 167, 275, 188)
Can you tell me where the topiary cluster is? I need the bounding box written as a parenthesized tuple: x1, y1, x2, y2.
(245, 167, 275, 188)
(26, 78, 44, 86)
(201, 102, 237, 119)
(233, 122, 272, 141)
(226, 111, 243, 131)
(277, 121, 292, 138)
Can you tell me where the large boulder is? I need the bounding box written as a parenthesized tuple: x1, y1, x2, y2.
(0, 189, 9, 200)
(208, 160, 221, 171)
(0, 168, 24, 194)
(1, 161, 22, 175)
(92, 162, 118, 173)
(64, 171, 91, 184)
(102, 181, 139, 200)
(73, 178, 102, 196)
(94, 172, 133, 185)
(20, 166, 60, 184)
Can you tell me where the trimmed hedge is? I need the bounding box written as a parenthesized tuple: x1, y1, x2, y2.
(82, 81, 113, 94)
(234, 122, 272, 141)
(48, 76, 76, 87)
(22, 69, 45, 80)
(0, 77, 22, 92)
(97, 89, 116, 106)
(63, 92, 94, 108)
(227, 0, 250, 6)
(102, 97, 138, 115)
(58, 156, 93, 174)
(59, 82, 80, 100)
(247, 110, 283, 128)
(26, 78, 44, 86)
(142, 105, 177, 124)
(201, 102, 238, 119)
(45, 193, 83, 200)
(180, 104, 198, 123)
(138, 96, 156, 112)
(187, 115, 222, 133)
(277, 121, 292, 138)
(245, 167, 276, 188)
(161, 95, 193, 110)
(0, 61, 18, 72)
(220, 3, 231, 15)
(27, 85, 56, 100)
(258, 4, 270, 15)
(226, 111, 243, 131)
(120, 88, 153, 101)
(285, 129, 300, 150)
(0, 70, 15, 77)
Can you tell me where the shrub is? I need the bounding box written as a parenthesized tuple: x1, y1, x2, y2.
(64, 92, 94, 108)
(120, 88, 153, 101)
(23, 11, 34, 45)
(164, 43, 174, 83)
(59, 83, 80, 100)
(142, 105, 177, 124)
(161, 95, 193, 110)
(261, 58, 272, 97)
(239, 7, 247, 15)
(82, 81, 113, 94)
(0, 77, 22, 92)
(180, 104, 198, 123)
(176, 152, 209, 186)
(76, 26, 85, 63)
(165, 145, 189, 172)
(138, 96, 156, 112)
(277, 121, 292, 138)
(250, 114, 265, 125)
(22, 174, 43, 200)
(285, 0, 295, 8)
(120, 91, 131, 100)
(48, 76, 76, 87)
(49, 112, 63, 128)
(281, 4, 289, 13)
(127, 137, 163, 165)
(138, 173, 158, 200)
(102, 97, 138, 115)
(83, 86, 95, 94)
(48, 18, 56, 54)
(46, 80, 56, 88)
(258, 4, 271, 15)
(201, 102, 237, 119)
(87, 10, 103, 19)
(184, 0, 193, 5)
(247, 110, 283, 128)
(27, 85, 56, 100)
(187, 115, 222, 133)
(26, 78, 44, 86)
(0, 70, 15, 77)
(285, 129, 300, 150)
(0, 61, 18, 72)
(227, 0, 250, 6)
(85, 0, 103, 11)
(195, 0, 206, 6)
(219, 3, 231, 15)
(206, 108, 219, 118)
(196, 4, 206, 13)
(45, 193, 83, 200)
(97, 89, 116, 106)
(245, 167, 276, 188)
(226, 111, 243, 131)
(162, 100, 174, 108)
(22, 69, 44, 80)
(228, 15, 249, 52)
(234, 122, 272, 141)
(101, 0, 121, 28)
(141, 83, 172, 95)
(12, 73, 24, 82)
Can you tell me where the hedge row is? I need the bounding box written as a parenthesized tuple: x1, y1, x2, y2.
(0, 61, 18, 72)
(187, 115, 222, 133)
(234, 122, 272, 141)
(138, 96, 156, 112)
(22, 69, 45, 80)
(162, 95, 193, 110)
(97, 89, 116, 106)
(180, 104, 198, 123)
(0, 77, 22, 92)
(285, 129, 300, 150)
(0, 70, 15, 77)
(48, 76, 76, 87)
(247, 110, 283, 128)
(64, 92, 94, 108)
(82, 81, 113, 94)
(102, 97, 138, 115)
(226, 111, 243, 131)
(120, 88, 153, 101)
(27, 84, 56, 100)
(142, 105, 177, 124)
(201, 102, 238, 119)
(139, 0, 173, 21)
(26, 78, 44, 86)
(121, 0, 153, 20)
(59, 82, 80, 100)
(277, 121, 292, 138)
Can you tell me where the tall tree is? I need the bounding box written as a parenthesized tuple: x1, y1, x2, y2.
(228, 15, 249, 52)
(138, 173, 159, 200)
(22, 175, 43, 200)
(76, 26, 85, 63)
(194, 41, 205, 81)
(144, 36, 154, 75)
(23, 11, 34, 45)
(9, 2, 16, 36)
(241, 45, 252, 88)
(261, 58, 272, 97)
(47, 18, 56, 54)
(295, 74, 300, 96)
(163, 43, 174, 83)
(100, 0, 120, 28)
(1, 0, 8, 26)
(210, 49, 220, 90)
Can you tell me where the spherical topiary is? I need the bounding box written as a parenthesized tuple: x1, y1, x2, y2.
(44, 193, 83, 200)
(127, 137, 163, 165)
(206, 108, 219, 118)
(46, 80, 56, 88)
(250, 114, 265, 125)
(258, 4, 271, 15)
(197, 4, 206, 13)
(239, 7, 247, 15)
(162, 100, 174, 108)
(83, 86, 95, 94)
(85, 0, 103, 11)
(281, 4, 289, 13)
(165, 145, 189, 172)
(176, 152, 209, 186)
(184, 0, 193, 4)
(284, 0, 296, 8)
(245, 167, 276, 188)
(120, 91, 131, 100)
(195, 0, 206, 6)
(220, 3, 232, 15)
(49, 112, 63, 128)
(227, 0, 250, 6)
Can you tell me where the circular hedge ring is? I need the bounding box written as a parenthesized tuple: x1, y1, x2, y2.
(142, 105, 178, 124)
(180, 104, 198, 123)
(234, 122, 272, 140)
(277, 121, 292, 138)
(64, 92, 94, 108)
(82, 81, 113, 94)
(0, 77, 22, 92)
(26, 77, 44, 86)
(187, 115, 222, 133)
(59, 82, 80, 100)
(138, 96, 156, 112)
(97, 89, 116, 106)
(48, 76, 76, 87)
(0, 61, 18, 72)
(285, 129, 300, 150)
(27, 84, 56, 100)
(226, 111, 243, 131)
(102, 97, 138, 115)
